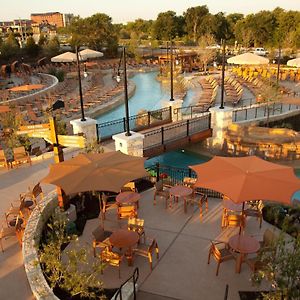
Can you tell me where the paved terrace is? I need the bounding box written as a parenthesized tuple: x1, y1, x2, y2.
(66, 189, 272, 300)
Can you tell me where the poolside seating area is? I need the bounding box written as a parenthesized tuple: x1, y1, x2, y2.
(198, 76, 218, 107)
(64, 186, 272, 299)
(223, 76, 243, 105)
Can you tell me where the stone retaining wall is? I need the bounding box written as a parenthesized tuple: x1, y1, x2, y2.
(22, 191, 60, 300)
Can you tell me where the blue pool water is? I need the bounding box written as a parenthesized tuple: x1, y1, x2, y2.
(96, 72, 167, 123)
(145, 149, 210, 169)
(96, 72, 196, 123)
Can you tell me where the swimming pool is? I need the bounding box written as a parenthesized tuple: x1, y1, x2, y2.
(96, 71, 196, 123)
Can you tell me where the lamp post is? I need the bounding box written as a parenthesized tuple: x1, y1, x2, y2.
(75, 45, 86, 122)
(220, 40, 226, 109)
(116, 47, 131, 136)
(170, 40, 174, 101)
(276, 46, 281, 87)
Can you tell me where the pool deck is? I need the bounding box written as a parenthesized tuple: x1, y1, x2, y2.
(65, 188, 273, 300)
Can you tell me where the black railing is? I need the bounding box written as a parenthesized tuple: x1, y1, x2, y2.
(96, 107, 172, 141)
(143, 113, 211, 150)
(224, 284, 229, 300)
(174, 104, 211, 120)
(146, 163, 223, 199)
(113, 267, 139, 300)
(233, 102, 300, 123)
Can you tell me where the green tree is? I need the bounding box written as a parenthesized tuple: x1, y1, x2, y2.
(25, 36, 40, 57)
(68, 13, 118, 56)
(197, 33, 217, 73)
(38, 33, 48, 46)
(252, 229, 300, 299)
(39, 209, 106, 299)
(152, 11, 183, 40)
(226, 13, 244, 44)
(0, 32, 20, 59)
(42, 36, 60, 57)
(184, 6, 210, 42)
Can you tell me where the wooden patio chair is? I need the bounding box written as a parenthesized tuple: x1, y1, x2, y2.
(128, 217, 145, 243)
(12, 146, 31, 167)
(92, 225, 112, 257)
(121, 182, 136, 192)
(21, 182, 44, 209)
(100, 248, 124, 278)
(153, 180, 170, 207)
(207, 241, 236, 276)
(222, 214, 245, 231)
(117, 205, 137, 220)
(243, 200, 263, 228)
(0, 150, 9, 169)
(101, 193, 117, 220)
(133, 238, 159, 271)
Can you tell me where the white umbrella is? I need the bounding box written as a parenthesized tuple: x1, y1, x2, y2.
(79, 48, 104, 59)
(287, 58, 300, 68)
(51, 52, 87, 63)
(227, 52, 269, 65)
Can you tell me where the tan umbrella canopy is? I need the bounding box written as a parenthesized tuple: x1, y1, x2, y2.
(190, 156, 300, 205)
(41, 151, 149, 195)
(227, 52, 269, 65)
(79, 48, 104, 60)
(287, 58, 300, 68)
(9, 84, 44, 92)
(51, 51, 86, 63)
(0, 105, 10, 113)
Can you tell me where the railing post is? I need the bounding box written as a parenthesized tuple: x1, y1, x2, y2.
(147, 111, 151, 127)
(169, 106, 172, 121)
(190, 106, 193, 119)
(188, 168, 192, 177)
(123, 117, 126, 132)
(187, 119, 190, 136)
(224, 284, 229, 300)
(96, 123, 100, 142)
(161, 127, 164, 145)
(255, 107, 257, 119)
(289, 104, 291, 111)
(280, 103, 283, 114)
(156, 163, 160, 182)
(208, 113, 211, 129)
(245, 108, 248, 120)
(273, 102, 275, 115)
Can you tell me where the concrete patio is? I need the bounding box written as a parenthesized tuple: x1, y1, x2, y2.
(66, 188, 272, 300)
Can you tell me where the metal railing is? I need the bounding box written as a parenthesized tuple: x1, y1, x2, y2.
(233, 102, 300, 123)
(113, 267, 139, 300)
(143, 113, 211, 150)
(174, 104, 211, 120)
(146, 163, 223, 199)
(96, 107, 172, 141)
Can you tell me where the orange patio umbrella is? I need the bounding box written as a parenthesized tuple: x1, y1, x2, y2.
(41, 151, 149, 195)
(190, 156, 300, 205)
(9, 84, 44, 92)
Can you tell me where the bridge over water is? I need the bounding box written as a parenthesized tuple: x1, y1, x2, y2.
(96, 98, 300, 157)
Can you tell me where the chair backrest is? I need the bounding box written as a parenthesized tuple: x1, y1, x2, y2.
(147, 239, 157, 254)
(13, 146, 26, 156)
(32, 183, 43, 199)
(92, 226, 105, 242)
(210, 241, 222, 261)
(155, 180, 163, 192)
(118, 205, 137, 219)
(121, 182, 136, 192)
(227, 214, 244, 227)
(101, 248, 121, 265)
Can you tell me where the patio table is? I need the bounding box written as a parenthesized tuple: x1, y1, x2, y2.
(109, 229, 139, 266)
(228, 233, 260, 273)
(169, 185, 193, 213)
(116, 191, 140, 208)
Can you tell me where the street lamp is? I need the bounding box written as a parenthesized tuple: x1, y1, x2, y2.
(170, 40, 174, 101)
(220, 40, 226, 109)
(276, 46, 281, 87)
(75, 45, 86, 122)
(116, 46, 131, 136)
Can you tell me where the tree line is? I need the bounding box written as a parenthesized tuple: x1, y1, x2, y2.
(0, 6, 299, 63)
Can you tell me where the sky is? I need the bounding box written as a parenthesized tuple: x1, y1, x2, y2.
(1, 0, 300, 23)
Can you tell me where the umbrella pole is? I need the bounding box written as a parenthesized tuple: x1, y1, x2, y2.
(239, 202, 245, 235)
(98, 192, 105, 229)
